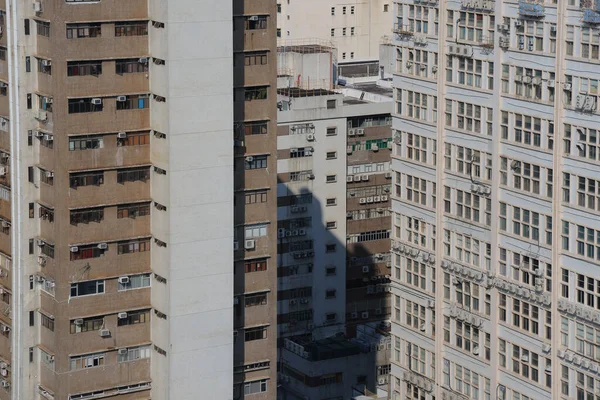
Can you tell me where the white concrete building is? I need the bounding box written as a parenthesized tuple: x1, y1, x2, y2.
(277, 0, 394, 61)
(390, 1, 600, 399)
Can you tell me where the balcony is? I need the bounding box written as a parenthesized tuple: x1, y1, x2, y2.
(393, 23, 413, 37)
(518, 1, 545, 18)
(65, 358, 150, 395)
(462, 0, 494, 12)
(67, 284, 150, 318)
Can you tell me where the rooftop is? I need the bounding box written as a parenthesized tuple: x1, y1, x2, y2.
(277, 44, 335, 54)
(350, 82, 393, 97)
(284, 335, 363, 362)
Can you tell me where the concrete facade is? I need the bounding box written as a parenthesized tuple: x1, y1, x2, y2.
(391, 1, 600, 399)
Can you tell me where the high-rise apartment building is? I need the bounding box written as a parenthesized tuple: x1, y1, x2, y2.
(275, 79, 394, 398)
(276, 0, 392, 61)
(391, 0, 600, 399)
(0, 0, 276, 399)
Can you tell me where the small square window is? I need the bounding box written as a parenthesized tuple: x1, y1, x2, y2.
(326, 198, 337, 206)
(326, 221, 337, 229)
(326, 151, 337, 159)
(326, 312, 337, 321)
(351, 27, 355, 36)
(327, 99, 336, 109)
(326, 289, 337, 299)
(326, 266, 336, 276)
(326, 127, 337, 136)
(331, 7, 335, 15)
(383, 4, 389, 12)
(351, 6, 355, 14)
(326, 175, 337, 183)
(331, 28, 335, 37)
(343, 6, 346, 14)
(350, 52, 354, 59)
(342, 52, 346, 60)
(342, 28, 346, 36)
(326, 244, 336, 253)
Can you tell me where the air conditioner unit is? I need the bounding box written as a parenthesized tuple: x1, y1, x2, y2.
(37, 256, 46, 266)
(367, 197, 374, 203)
(356, 129, 364, 136)
(117, 276, 129, 285)
(74, 318, 84, 326)
(99, 329, 110, 337)
(1, 380, 9, 388)
(362, 266, 370, 273)
(33, 1, 42, 12)
(564, 83, 572, 91)
(385, 172, 392, 179)
(245, 156, 254, 162)
(36, 111, 47, 121)
(138, 57, 149, 64)
(374, 196, 381, 202)
(351, 312, 358, 319)
(289, 299, 297, 306)
(97, 243, 108, 250)
(515, 20, 522, 27)
(117, 312, 128, 319)
(381, 195, 388, 202)
(523, 76, 532, 84)
(306, 134, 315, 141)
(0, 326, 9, 333)
(70, 246, 79, 253)
(371, 144, 379, 152)
(361, 175, 369, 181)
(542, 344, 551, 353)
(515, 75, 523, 82)
(298, 229, 306, 236)
(359, 198, 366, 204)
(244, 239, 255, 250)
(91, 98, 102, 105)
(116, 96, 127, 102)
(346, 176, 354, 183)
(35, 131, 44, 138)
(43, 134, 53, 142)
(361, 311, 369, 319)
(41, 59, 51, 67)
(117, 348, 128, 355)
(419, 323, 426, 332)
(249, 15, 259, 21)
(348, 129, 356, 136)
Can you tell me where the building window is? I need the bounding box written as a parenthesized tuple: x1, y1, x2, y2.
(36, 20, 50, 37)
(69, 171, 104, 188)
(343, 6, 347, 14)
(245, 224, 267, 239)
(66, 23, 101, 38)
(244, 326, 267, 341)
(117, 238, 150, 255)
(245, 292, 267, 307)
(39, 313, 54, 331)
(69, 135, 103, 151)
(331, 7, 335, 15)
(117, 167, 150, 184)
(244, 380, 267, 395)
(115, 21, 148, 36)
(39, 206, 54, 223)
(117, 94, 149, 110)
(117, 309, 150, 326)
(245, 155, 268, 170)
(326, 221, 337, 230)
(117, 203, 150, 219)
(244, 52, 268, 66)
(70, 280, 105, 297)
(245, 16, 268, 30)
(327, 99, 336, 109)
(326, 198, 337, 206)
(68, 98, 103, 114)
(245, 190, 268, 204)
(326, 127, 337, 136)
(119, 131, 150, 146)
(69, 352, 105, 371)
(117, 345, 151, 363)
(384, 4, 389, 12)
(37, 58, 51, 75)
(245, 259, 267, 273)
(351, 27, 355, 36)
(67, 61, 102, 76)
(326, 175, 337, 183)
(326, 151, 337, 159)
(244, 121, 268, 135)
(326, 244, 337, 253)
(115, 58, 148, 74)
(244, 86, 268, 101)
(118, 274, 151, 291)
(342, 27, 346, 36)
(70, 316, 103, 334)
(331, 28, 335, 37)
